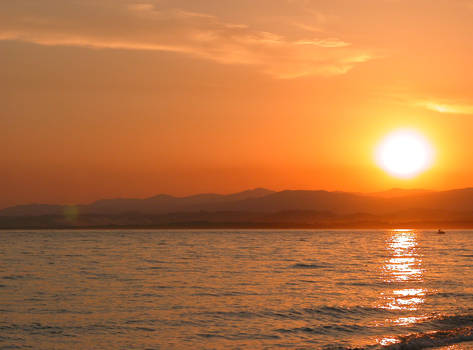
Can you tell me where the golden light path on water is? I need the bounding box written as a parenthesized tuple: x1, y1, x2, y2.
(377, 230, 428, 346)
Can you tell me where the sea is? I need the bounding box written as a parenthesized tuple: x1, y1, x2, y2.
(1, 229, 473, 349)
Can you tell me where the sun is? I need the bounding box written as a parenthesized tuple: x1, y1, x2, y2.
(375, 129, 434, 178)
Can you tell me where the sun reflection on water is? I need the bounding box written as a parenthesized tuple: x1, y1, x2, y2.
(378, 230, 427, 344)
(383, 230, 424, 285)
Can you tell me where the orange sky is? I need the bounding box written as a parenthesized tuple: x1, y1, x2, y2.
(2, 0, 473, 208)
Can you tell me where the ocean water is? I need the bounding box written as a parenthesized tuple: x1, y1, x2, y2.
(1, 230, 473, 349)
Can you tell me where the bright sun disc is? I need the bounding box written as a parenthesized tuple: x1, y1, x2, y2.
(376, 129, 434, 178)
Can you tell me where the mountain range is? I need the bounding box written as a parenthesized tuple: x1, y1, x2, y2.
(2, 187, 473, 228)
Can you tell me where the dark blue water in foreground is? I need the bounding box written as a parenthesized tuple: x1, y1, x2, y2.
(1, 230, 473, 349)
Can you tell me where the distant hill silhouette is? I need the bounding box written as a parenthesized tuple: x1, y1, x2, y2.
(2, 187, 473, 228)
(367, 188, 433, 198)
(0, 188, 275, 216)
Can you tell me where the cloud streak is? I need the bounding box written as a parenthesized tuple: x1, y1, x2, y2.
(417, 100, 473, 115)
(0, 1, 373, 78)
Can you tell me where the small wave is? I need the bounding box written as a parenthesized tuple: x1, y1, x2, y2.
(432, 314, 473, 328)
(2, 275, 25, 280)
(135, 327, 156, 332)
(197, 311, 259, 319)
(192, 291, 260, 297)
(337, 281, 374, 287)
(269, 305, 388, 321)
(153, 285, 172, 289)
(143, 259, 166, 264)
(384, 327, 473, 349)
(325, 326, 473, 350)
(197, 332, 280, 340)
(277, 323, 365, 336)
(432, 292, 473, 298)
(194, 305, 386, 323)
(301, 305, 389, 317)
(291, 263, 327, 269)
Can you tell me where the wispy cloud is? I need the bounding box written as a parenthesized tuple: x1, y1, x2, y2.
(0, 0, 373, 79)
(416, 100, 473, 115)
(295, 38, 351, 48)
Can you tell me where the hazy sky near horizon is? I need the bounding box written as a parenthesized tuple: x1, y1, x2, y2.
(2, 0, 473, 207)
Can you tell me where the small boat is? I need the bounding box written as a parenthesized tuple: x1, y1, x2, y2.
(437, 229, 446, 234)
